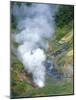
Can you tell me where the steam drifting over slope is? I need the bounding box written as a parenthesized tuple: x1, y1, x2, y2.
(11, 3, 57, 87)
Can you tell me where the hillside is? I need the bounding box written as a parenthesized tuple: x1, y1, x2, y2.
(11, 3, 74, 98)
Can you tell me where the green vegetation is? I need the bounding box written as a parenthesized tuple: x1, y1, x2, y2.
(11, 55, 73, 98)
(55, 5, 74, 28)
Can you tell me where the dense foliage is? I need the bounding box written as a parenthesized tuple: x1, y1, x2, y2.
(55, 5, 74, 28)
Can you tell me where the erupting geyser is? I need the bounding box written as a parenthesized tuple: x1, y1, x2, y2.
(11, 3, 57, 87)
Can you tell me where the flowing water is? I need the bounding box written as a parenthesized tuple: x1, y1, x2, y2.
(45, 58, 64, 80)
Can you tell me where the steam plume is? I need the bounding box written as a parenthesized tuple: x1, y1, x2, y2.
(11, 3, 57, 87)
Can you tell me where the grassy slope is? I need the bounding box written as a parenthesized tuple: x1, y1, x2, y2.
(11, 39, 73, 98)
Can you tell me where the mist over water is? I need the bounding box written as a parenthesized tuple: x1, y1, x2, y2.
(12, 3, 58, 87)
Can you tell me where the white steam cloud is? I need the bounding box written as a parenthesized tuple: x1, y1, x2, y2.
(12, 3, 57, 87)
